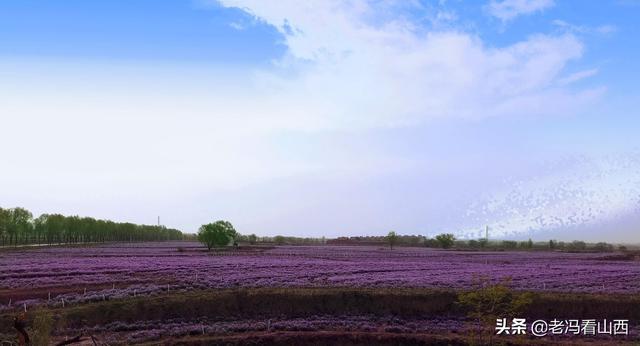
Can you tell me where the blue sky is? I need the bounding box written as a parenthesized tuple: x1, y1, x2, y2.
(0, 0, 284, 63)
(1, 0, 639, 241)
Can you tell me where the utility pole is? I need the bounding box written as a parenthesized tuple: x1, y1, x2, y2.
(485, 225, 489, 240)
(158, 216, 160, 227)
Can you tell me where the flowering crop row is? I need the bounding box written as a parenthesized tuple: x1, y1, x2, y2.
(1, 242, 638, 310)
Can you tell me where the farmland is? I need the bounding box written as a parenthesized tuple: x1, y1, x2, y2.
(2, 242, 639, 298)
(1, 242, 639, 344)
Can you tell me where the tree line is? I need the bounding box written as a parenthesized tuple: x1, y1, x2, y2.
(197, 225, 624, 253)
(366, 232, 625, 252)
(0, 206, 183, 246)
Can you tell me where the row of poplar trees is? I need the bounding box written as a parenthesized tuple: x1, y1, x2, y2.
(0, 206, 183, 246)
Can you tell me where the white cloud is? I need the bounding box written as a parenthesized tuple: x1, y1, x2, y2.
(552, 20, 618, 35)
(487, 0, 555, 21)
(214, 0, 598, 130)
(557, 68, 598, 86)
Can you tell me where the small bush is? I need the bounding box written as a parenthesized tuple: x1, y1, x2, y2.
(435, 233, 455, 249)
(458, 277, 534, 344)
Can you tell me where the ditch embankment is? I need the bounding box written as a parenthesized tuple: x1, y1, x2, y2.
(1, 287, 639, 345)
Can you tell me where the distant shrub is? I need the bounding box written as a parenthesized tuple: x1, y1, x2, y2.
(435, 233, 456, 249)
(454, 240, 468, 248)
(567, 240, 587, 252)
(274, 235, 285, 245)
(468, 239, 479, 248)
(408, 235, 424, 245)
(386, 231, 398, 250)
(424, 238, 439, 248)
(502, 240, 517, 249)
(593, 242, 613, 252)
(516, 238, 533, 249)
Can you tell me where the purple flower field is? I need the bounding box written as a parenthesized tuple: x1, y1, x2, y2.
(1, 242, 638, 310)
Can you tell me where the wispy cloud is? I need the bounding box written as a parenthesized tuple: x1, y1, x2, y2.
(557, 68, 598, 85)
(552, 20, 617, 35)
(486, 0, 555, 21)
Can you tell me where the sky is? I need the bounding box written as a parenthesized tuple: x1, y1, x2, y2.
(1, 0, 639, 241)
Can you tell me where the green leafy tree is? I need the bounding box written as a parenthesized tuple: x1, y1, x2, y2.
(45, 214, 66, 245)
(0, 207, 9, 246)
(2, 206, 184, 245)
(33, 214, 48, 244)
(274, 235, 285, 245)
(248, 234, 257, 245)
(435, 233, 455, 249)
(8, 207, 33, 246)
(386, 231, 398, 249)
(198, 220, 237, 250)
